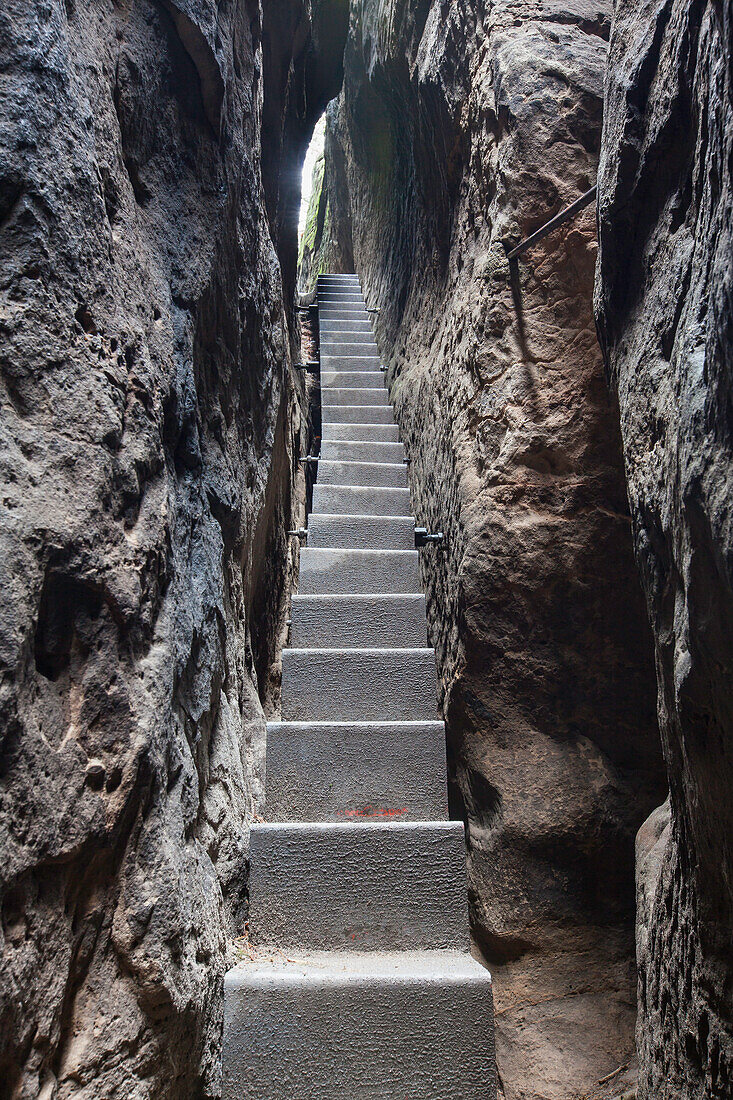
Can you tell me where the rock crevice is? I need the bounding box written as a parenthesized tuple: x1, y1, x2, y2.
(312, 2, 668, 1097)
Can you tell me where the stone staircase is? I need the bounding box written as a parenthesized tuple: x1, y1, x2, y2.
(223, 274, 495, 1099)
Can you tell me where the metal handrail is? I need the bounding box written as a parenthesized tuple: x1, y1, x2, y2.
(507, 185, 597, 261)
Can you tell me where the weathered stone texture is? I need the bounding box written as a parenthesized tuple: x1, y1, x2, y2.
(596, 2, 733, 1097)
(322, 2, 666, 1096)
(0, 1, 332, 1096)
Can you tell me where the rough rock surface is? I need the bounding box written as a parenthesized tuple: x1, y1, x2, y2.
(321, 2, 667, 1097)
(0, 1, 343, 1097)
(596, 2, 733, 1096)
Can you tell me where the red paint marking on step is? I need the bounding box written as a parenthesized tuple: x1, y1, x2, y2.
(338, 806, 409, 819)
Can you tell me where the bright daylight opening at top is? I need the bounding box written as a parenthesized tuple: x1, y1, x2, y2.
(299, 114, 326, 241)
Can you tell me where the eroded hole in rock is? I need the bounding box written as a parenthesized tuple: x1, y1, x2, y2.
(74, 303, 97, 334)
(100, 166, 120, 224)
(35, 573, 103, 681)
(0, 175, 23, 229)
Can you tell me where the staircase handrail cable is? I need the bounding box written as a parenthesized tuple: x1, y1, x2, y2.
(506, 185, 597, 261)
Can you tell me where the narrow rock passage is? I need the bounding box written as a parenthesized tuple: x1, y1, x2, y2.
(223, 275, 495, 1099)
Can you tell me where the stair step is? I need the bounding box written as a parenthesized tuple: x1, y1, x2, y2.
(265, 719, 447, 821)
(320, 342, 377, 354)
(318, 287, 363, 295)
(320, 440, 405, 462)
(322, 388, 391, 408)
(321, 335, 378, 349)
(321, 371, 385, 388)
(224, 950, 494, 1100)
(291, 594, 427, 646)
(317, 298, 364, 305)
(312, 483, 410, 515)
(318, 306, 368, 315)
(281, 647, 438, 721)
(319, 323, 374, 336)
(320, 314, 371, 327)
(320, 328, 373, 340)
(319, 352, 376, 365)
(321, 344, 377, 356)
(321, 405, 395, 425)
(224, 951, 493, 1099)
(317, 459, 406, 488)
(320, 421, 400, 442)
(317, 292, 364, 301)
(298, 549, 420, 595)
(320, 343, 378, 355)
(307, 513, 415, 550)
(317, 459, 407, 488)
(248, 821, 467, 950)
(319, 303, 369, 313)
(320, 331, 373, 340)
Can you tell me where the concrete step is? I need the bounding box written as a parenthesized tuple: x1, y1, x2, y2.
(323, 354, 383, 371)
(319, 305, 368, 314)
(319, 303, 369, 313)
(317, 292, 364, 301)
(321, 343, 378, 353)
(320, 313, 371, 326)
(321, 355, 380, 368)
(317, 459, 407, 488)
(297, 549, 420, 595)
(307, 514, 415, 550)
(320, 440, 405, 462)
(321, 371, 385, 388)
(320, 326, 373, 335)
(320, 319, 373, 333)
(317, 292, 362, 300)
(321, 336, 378, 349)
(224, 950, 494, 1100)
(321, 333, 375, 342)
(321, 405, 395, 424)
(321, 422, 400, 442)
(291, 594, 427, 647)
(247, 820, 467, 950)
(281, 647, 438, 721)
(265, 719, 447, 821)
(322, 387, 391, 408)
(313, 483, 410, 516)
(320, 334, 376, 348)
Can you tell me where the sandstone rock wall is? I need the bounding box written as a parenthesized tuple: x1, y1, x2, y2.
(0, 1, 340, 1096)
(596, 2, 733, 1096)
(321, 2, 667, 1097)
